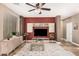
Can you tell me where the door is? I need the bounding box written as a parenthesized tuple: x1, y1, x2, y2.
(66, 22, 73, 42)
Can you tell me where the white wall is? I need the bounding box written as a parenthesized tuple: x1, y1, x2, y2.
(49, 23, 55, 32)
(0, 6, 4, 41)
(0, 4, 20, 41)
(63, 14, 79, 44)
(27, 23, 33, 32)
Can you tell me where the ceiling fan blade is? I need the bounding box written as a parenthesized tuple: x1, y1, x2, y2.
(28, 9, 36, 12)
(41, 8, 51, 11)
(36, 3, 40, 7)
(26, 3, 36, 8)
(41, 3, 46, 6)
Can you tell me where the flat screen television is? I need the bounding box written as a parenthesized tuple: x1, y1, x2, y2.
(34, 29, 47, 36)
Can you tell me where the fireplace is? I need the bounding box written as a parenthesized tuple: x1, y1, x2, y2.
(23, 17, 56, 40)
(33, 27, 48, 38)
(34, 29, 47, 36)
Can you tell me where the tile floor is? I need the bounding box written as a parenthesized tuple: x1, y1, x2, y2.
(60, 40, 79, 56)
(11, 40, 75, 56)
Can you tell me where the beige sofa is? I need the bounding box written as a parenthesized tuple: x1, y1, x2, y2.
(0, 36, 24, 56)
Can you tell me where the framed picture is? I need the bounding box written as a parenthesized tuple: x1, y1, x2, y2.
(73, 23, 78, 30)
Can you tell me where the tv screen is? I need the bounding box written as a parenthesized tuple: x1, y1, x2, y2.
(34, 29, 47, 36)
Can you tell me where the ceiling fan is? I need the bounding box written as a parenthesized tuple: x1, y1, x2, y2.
(26, 3, 51, 14)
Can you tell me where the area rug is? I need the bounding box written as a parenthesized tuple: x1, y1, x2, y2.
(30, 44, 44, 51)
(14, 43, 75, 56)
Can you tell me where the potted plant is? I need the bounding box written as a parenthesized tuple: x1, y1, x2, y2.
(12, 32, 16, 37)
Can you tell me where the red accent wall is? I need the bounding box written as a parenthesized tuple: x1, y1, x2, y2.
(24, 17, 56, 23)
(23, 17, 56, 40)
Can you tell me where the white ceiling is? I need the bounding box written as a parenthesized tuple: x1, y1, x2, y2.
(3, 3, 79, 19)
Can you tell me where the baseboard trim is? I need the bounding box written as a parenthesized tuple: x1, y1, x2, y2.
(71, 42, 79, 46)
(63, 38, 79, 46)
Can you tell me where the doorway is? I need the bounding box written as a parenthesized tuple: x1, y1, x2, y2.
(66, 22, 73, 42)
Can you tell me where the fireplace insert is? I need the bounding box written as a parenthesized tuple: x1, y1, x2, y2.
(34, 29, 47, 36)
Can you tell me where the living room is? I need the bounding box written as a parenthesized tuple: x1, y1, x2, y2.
(0, 3, 79, 56)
